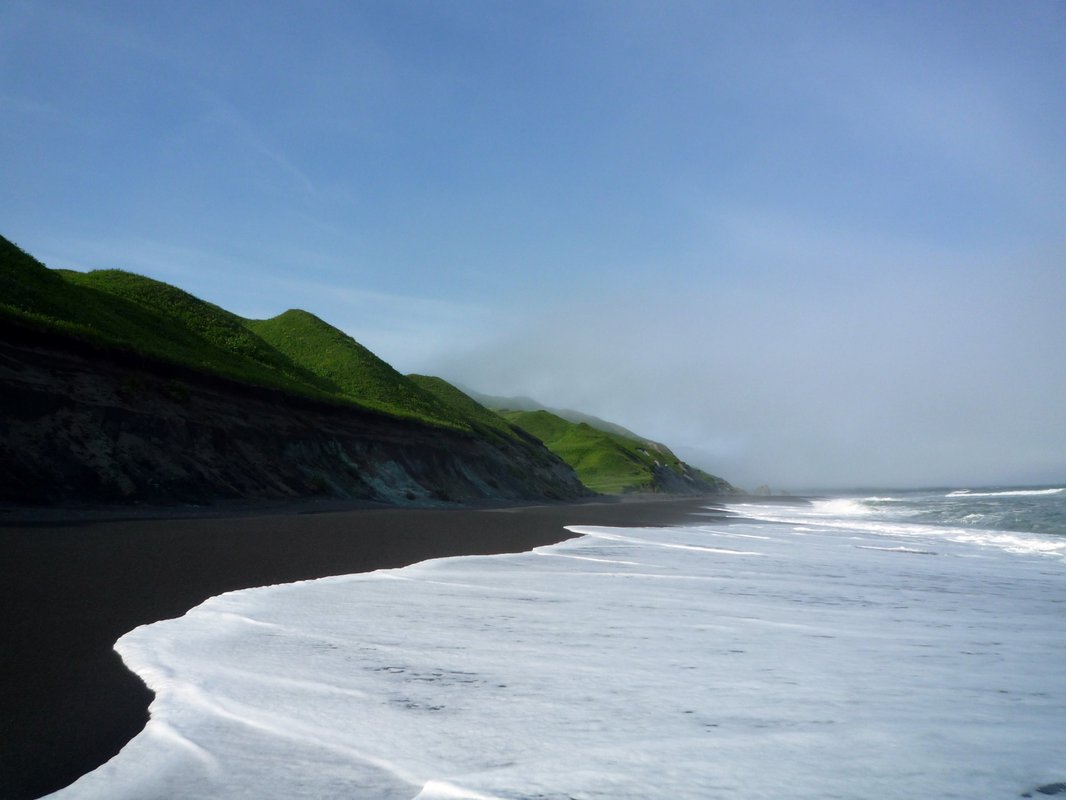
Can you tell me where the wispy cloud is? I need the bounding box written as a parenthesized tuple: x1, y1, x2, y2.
(195, 93, 318, 197)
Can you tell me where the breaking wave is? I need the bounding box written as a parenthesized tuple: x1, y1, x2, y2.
(947, 488, 1064, 498)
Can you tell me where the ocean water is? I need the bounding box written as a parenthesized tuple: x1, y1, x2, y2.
(51, 488, 1066, 799)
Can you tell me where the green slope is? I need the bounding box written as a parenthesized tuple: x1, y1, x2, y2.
(0, 235, 459, 428)
(406, 374, 547, 450)
(1, 234, 735, 495)
(467, 390, 672, 449)
(61, 269, 340, 396)
(408, 375, 517, 435)
(497, 407, 737, 494)
(0, 237, 326, 396)
(246, 311, 462, 428)
(498, 409, 687, 493)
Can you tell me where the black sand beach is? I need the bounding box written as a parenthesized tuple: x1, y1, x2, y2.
(0, 496, 718, 799)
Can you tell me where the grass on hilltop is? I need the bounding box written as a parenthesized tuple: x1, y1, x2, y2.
(0, 237, 322, 396)
(1, 234, 734, 493)
(246, 310, 463, 428)
(406, 374, 541, 449)
(60, 269, 342, 396)
(0, 235, 465, 429)
(499, 409, 691, 493)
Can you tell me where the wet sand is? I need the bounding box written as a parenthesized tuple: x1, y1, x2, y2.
(0, 496, 721, 799)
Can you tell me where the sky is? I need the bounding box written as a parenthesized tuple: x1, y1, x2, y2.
(2, 0, 1064, 490)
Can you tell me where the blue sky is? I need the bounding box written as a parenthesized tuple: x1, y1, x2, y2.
(3, 1, 1064, 489)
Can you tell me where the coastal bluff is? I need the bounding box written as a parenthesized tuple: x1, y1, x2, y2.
(0, 233, 738, 509)
(0, 322, 588, 508)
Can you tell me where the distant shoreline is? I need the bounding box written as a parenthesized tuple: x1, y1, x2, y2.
(0, 495, 721, 800)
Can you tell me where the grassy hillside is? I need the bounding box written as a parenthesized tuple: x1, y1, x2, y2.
(1, 234, 734, 496)
(406, 374, 547, 450)
(0, 235, 459, 428)
(61, 269, 340, 396)
(246, 311, 461, 428)
(499, 408, 692, 493)
(0, 237, 327, 396)
(468, 390, 670, 448)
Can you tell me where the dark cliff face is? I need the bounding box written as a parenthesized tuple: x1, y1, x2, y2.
(0, 329, 589, 507)
(647, 462, 739, 496)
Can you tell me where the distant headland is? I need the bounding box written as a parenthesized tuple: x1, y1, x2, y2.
(0, 234, 740, 510)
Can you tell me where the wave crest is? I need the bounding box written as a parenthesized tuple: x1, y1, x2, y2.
(947, 488, 1064, 498)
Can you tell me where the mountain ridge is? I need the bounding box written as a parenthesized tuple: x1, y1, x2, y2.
(0, 234, 738, 506)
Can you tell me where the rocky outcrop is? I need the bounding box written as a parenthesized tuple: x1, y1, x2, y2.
(0, 326, 588, 507)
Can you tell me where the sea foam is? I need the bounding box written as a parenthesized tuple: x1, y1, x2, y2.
(947, 487, 1065, 498)
(51, 505, 1066, 799)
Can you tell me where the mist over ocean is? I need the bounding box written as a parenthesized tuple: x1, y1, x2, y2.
(53, 488, 1066, 799)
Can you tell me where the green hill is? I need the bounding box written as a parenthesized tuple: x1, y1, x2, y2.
(63, 269, 341, 396)
(498, 408, 720, 494)
(0, 238, 328, 397)
(406, 374, 548, 449)
(0, 235, 459, 428)
(466, 390, 671, 449)
(246, 311, 462, 428)
(1, 233, 735, 499)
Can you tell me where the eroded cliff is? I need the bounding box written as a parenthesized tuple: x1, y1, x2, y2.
(0, 324, 588, 507)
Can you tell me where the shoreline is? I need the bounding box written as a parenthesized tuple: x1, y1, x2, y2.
(0, 495, 721, 800)
(0, 490, 714, 527)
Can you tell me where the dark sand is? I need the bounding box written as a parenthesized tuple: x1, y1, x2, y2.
(0, 496, 721, 799)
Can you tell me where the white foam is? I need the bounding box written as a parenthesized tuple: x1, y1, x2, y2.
(947, 487, 1064, 497)
(811, 498, 876, 516)
(51, 517, 1066, 800)
(413, 780, 505, 799)
(737, 501, 1066, 560)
